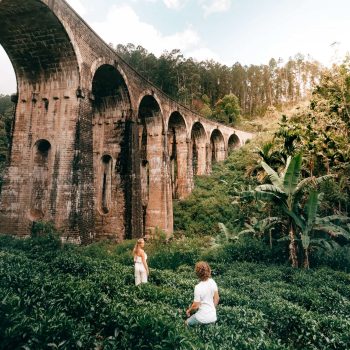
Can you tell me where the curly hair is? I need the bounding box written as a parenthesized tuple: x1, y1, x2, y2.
(195, 261, 211, 281)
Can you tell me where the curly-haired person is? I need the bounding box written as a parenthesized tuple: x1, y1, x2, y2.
(185, 261, 219, 326)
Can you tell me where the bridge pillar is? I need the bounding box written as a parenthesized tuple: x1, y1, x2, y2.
(205, 143, 212, 174)
(144, 132, 173, 235)
(173, 139, 191, 199)
(122, 117, 143, 239)
(196, 144, 207, 176)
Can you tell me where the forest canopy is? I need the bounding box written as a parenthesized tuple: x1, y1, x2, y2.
(115, 44, 323, 123)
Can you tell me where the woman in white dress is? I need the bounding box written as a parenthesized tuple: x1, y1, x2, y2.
(133, 238, 149, 286)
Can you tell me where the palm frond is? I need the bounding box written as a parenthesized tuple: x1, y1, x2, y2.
(305, 191, 321, 232)
(218, 222, 231, 241)
(315, 223, 350, 240)
(283, 153, 302, 195)
(281, 156, 291, 177)
(254, 188, 283, 202)
(261, 161, 283, 189)
(295, 174, 335, 194)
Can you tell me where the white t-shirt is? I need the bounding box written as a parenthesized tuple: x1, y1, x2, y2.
(194, 278, 218, 323)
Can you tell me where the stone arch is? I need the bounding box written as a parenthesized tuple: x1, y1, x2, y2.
(136, 90, 164, 122)
(92, 64, 131, 111)
(0, 0, 80, 90)
(191, 122, 207, 176)
(90, 59, 134, 112)
(0, 0, 82, 238)
(138, 95, 172, 235)
(91, 64, 133, 240)
(228, 133, 241, 154)
(167, 111, 188, 199)
(29, 139, 52, 221)
(210, 129, 225, 164)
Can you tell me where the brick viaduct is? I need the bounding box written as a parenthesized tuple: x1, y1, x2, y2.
(0, 0, 252, 243)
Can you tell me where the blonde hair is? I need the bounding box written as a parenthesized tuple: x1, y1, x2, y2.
(133, 238, 145, 256)
(195, 261, 211, 281)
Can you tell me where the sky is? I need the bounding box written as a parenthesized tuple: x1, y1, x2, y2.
(1, 0, 350, 94)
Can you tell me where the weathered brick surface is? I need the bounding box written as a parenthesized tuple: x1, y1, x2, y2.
(0, 0, 252, 242)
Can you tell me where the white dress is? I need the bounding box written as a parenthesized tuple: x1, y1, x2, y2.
(134, 252, 148, 286)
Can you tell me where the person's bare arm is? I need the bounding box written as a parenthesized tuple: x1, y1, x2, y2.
(213, 290, 220, 306)
(141, 252, 149, 275)
(186, 301, 200, 317)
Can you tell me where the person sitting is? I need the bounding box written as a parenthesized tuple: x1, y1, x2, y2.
(185, 261, 219, 326)
(133, 238, 149, 286)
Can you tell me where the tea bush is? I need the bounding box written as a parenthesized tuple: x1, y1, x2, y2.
(1, 234, 350, 349)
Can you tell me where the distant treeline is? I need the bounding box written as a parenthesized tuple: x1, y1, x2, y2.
(115, 44, 323, 118)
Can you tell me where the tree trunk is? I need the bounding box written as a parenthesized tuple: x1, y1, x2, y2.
(303, 248, 310, 269)
(289, 223, 298, 268)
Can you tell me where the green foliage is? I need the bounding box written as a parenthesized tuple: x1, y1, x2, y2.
(174, 145, 261, 236)
(212, 93, 241, 125)
(115, 44, 322, 119)
(205, 236, 288, 265)
(0, 94, 14, 191)
(245, 154, 347, 267)
(2, 234, 350, 349)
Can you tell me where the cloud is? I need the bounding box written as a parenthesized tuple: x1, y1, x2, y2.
(200, 0, 231, 17)
(91, 5, 200, 56)
(66, 0, 87, 17)
(163, 0, 187, 10)
(186, 47, 221, 62)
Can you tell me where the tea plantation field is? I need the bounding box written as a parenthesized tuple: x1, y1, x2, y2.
(1, 234, 350, 350)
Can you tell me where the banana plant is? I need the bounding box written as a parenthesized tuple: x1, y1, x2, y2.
(239, 216, 284, 248)
(291, 190, 322, 269)
(291, 191, 350, 268)
(242, 153, 333, 267)
(214, 222, 241, 246)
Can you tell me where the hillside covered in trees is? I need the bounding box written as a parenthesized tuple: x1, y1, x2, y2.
(115, 44, 323, 124)
(175, 57, 350, 268)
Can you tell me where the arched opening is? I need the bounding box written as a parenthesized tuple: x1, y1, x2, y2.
(138, 95, 165, 234)
(167, 112, 187, 199)
(228, 134, 240, 154)
(210, 129, 225, 163)
(92, 64, 132, 240)
(29, 139, 52, 221)
(100, 155, 112, 214)
(0, 45, 16, 94)
(191, 122, 207, 176)
(0, 0, 79, 88)
(92, 64, 130, 111)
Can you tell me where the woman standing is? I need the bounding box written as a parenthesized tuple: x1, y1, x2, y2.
(133, 238, 149, 286)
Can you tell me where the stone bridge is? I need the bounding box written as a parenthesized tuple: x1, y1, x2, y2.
(0, 0, 252, 243)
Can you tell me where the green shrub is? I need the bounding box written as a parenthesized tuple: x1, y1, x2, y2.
(206, 236, 288, 264)
(311, 245, 350, 272)
(1, 234, 350, 349)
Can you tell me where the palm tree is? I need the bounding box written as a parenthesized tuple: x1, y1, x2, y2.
(248, 154, 332, 267)
(292, 192, 350, 268)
